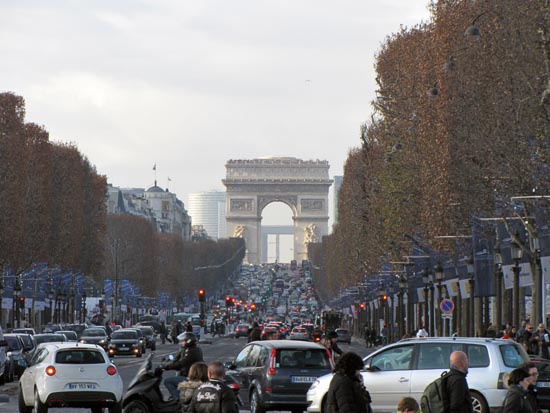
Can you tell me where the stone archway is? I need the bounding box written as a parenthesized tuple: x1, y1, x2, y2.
(222, 157, 332, 264)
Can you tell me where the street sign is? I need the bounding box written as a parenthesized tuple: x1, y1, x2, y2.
(440, 298, 455, 314)
(442, 313, 453, 319)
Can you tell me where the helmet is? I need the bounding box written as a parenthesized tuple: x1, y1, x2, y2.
(177, 332, 197, 347)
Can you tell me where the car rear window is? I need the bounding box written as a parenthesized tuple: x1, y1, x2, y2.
(276, 349, 331, 369)
(56, 350, 105, 364)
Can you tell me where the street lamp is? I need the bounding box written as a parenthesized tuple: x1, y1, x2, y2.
(467, 256, 475, 336)
(510, 235, 523, 328)
(434, 262, 445, 336)
(0, 279, 4, 327)
(422, 269, 434, 336)
(13, 280, 21, 328)
(81, 292, 87, 324)
(494, 242, 503, 330)
(398, 273, 408, 339)
(48, 288, 54, 324)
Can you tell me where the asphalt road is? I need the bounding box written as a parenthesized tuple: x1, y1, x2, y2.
(0, 334, 371, 412)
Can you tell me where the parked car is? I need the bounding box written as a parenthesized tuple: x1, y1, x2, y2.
(235, 324, 251, 339)
(225, 340, 333, 413)
(133, 326, 156, 351)
(4, 334, 26, 379)
(334, 328, 351, 345)
(18, 342, 123, 412)
(78, 328, 109, 350)
(108, 329, 143, 358)
(306, 337, 530, 413)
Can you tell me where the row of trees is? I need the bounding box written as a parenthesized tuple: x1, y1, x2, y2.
(0, 92, 245, 303)
(311, 0, 550, 300)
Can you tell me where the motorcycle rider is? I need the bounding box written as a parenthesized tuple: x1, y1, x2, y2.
(189, 361, 238, 413)
(163, 332, 204, 400)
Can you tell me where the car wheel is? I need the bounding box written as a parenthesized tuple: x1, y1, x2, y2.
(18, 387, 32, 413)
(34, 389, 48, 413)
(109, 403, 122, 413)
(250, 389, 266, 413)
(321, 395, 328, 413)
(123, 399, 150, 413)
(471, 391, 489, 413)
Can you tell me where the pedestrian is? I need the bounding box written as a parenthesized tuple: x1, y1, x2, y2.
(322, 331, 343, 363)
(416, 326, 428, 338)
(521, 324, 538, 355)
(445, 351, 473, 413)
(381, 323, 388, 346)
(171, 320, 179, 343)
(188, 361, 238, 413)
(326, 351, 372, 413)
(104, 321, 112, 336)
(210, 320, 216, 337)
(159, 320, 167, 344)
(186, 321, 193, 333)
(502, 368, 534, 413)
(178, 361, 208, 412)
(396, 396, 419, 413)
(532, 323, 550, 358)
(248, 322, 261, 343)
(163, 332, 204, 401)
(519, 361, 540, 413)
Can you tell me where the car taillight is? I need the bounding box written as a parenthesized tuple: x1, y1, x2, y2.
(227, 382, 239, 390)
(268, 348, 277, 375)
(107, 365, 117, 376)
(45, 366, 56, 376)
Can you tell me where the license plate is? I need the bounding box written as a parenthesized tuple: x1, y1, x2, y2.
(291, 376, 316, 383)
(538, 382, 550, 388)
(67, 383, 97, 390)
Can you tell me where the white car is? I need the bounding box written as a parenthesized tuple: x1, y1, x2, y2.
(19, 342, 123, 413)
(306, 337, 530, 413)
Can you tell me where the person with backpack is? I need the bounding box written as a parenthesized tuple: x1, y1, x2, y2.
(502, 368, 534, 413)
(446, 351, 473, 413)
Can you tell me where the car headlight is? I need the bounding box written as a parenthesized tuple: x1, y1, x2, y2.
(99, 339, 105, 344)
(309, 379, 320, 392)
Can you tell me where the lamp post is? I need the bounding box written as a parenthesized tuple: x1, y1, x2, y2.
(81, 292, 87, 324)
(398, 274, 408, 339)
(510, 236, 523, 328)
(48, 287, 54, 324)
(494, 242, 503, 330)
(467, 256, 475, 336)
(13, 279, 21, 329)
(434, 262, 445, 336)
(422, 270, 430, 335)
(0, 279, 4, 327)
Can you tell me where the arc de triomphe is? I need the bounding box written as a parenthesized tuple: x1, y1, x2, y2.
(222, 157, 332, 264)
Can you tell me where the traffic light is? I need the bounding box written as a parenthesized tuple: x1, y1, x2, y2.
(225, 296, 232, 307)
(18, 296, 25, 309)
(250, 303, 256, 311)
(380, 294, 388, 303)
(359, 303, 365, 310)
(198, 289, 205, 302)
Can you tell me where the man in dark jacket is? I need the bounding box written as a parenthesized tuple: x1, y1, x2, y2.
(445, 351, 473, 413)
(163, 332, 204, 400)
(189, 361, 238, 413)
(248, 322, 261, 342)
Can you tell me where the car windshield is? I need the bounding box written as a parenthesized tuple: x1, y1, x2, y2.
(55, 349, 105, 364)
(5, 336, 21, 351)
(82, 329, 106, 337)
(276, 349, 331, 369)
(112, 331, 137, 339)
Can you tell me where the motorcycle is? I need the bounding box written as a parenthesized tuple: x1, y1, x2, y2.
(122, 353, 243, 413)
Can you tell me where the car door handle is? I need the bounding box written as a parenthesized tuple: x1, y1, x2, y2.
(398, 377, 409, 383)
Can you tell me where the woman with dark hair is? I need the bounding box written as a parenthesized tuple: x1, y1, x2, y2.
(502, 368, 534, 413)
(178, 361, 208, 412)
(326, 352, 372, 413)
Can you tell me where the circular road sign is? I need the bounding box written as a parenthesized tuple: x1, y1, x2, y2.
(440, 298, 455, 314)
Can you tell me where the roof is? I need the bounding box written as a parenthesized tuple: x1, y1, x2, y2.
(146, 185, 165, 193)
(248, 340, 325, 350)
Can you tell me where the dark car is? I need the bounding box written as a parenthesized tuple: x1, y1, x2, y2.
(225, 340, 333, 413)
(235, 324, 251, 339)
(134, 325, 156, 350)
(4, 334, 26, 378)
(136, 320, 162, 334)
(58, 330, 78, 342)
(12, 328, 36, 335)
(15, 333, 35, 353)
(108, 329, 143, 357)
(78, 328, 109, 350)
(126, 327, 147, 353)
(26, 333, 67, 360)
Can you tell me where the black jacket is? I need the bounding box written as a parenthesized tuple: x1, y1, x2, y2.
(166, 345, 203, 376)
(326, 372, 371, 413)
(178, 380, 203, 412)
(502, 385, 534, 413)
(445, 368, 473, 413)
(188, 379, 238, 413)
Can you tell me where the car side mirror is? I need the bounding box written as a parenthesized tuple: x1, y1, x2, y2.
(224, 361, 235, 370)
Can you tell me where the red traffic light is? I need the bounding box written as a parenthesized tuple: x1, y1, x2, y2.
(18, 296, 25, 302)
(198, 289, 205, 295)
(198, 289, 205, 302)
(359, 303, 365, 309)
(381, 294, 388, 302)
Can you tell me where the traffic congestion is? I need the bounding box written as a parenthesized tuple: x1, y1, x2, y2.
(0, 261, 544, 413)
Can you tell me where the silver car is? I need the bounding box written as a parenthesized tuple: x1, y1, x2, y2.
(306, 337, 529, 413)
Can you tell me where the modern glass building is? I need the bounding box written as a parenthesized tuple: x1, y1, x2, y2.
(187, 190, 227, 240)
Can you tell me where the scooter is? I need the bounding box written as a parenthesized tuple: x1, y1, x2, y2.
(122, 353, 243, 413)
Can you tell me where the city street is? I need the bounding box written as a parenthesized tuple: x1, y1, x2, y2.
(0, 334, 371, 412)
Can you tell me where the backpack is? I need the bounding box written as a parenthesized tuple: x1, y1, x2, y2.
(420, 371, 449, 413)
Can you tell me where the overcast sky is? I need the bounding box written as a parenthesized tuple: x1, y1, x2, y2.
(1, 0, 431, 215)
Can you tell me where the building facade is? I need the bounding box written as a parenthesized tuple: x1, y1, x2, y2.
(187, 190, 227, 240)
